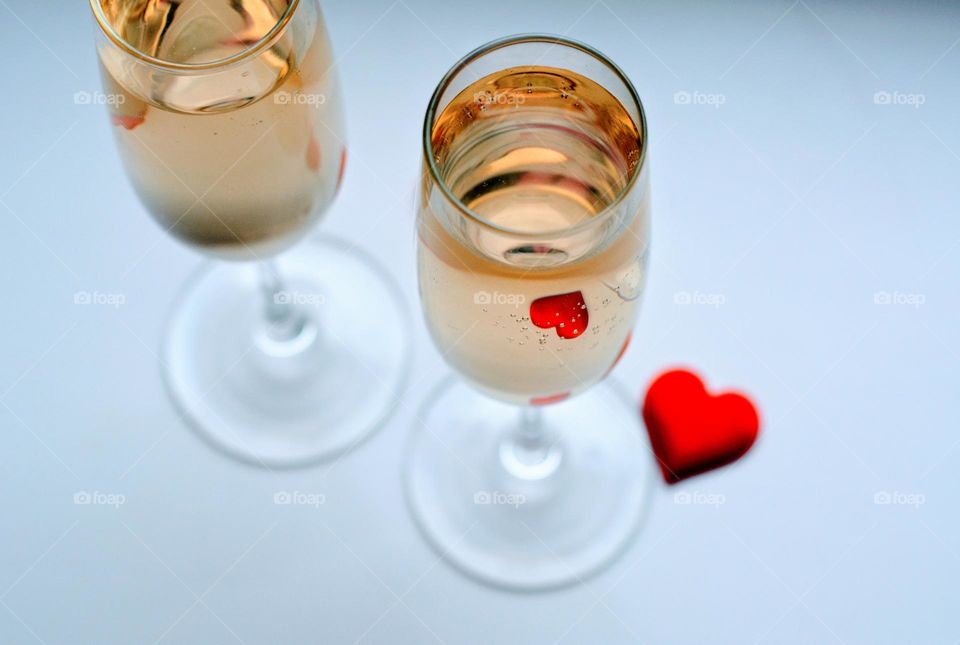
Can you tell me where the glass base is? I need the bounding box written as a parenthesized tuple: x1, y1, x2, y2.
(163, 234, 411, 468)
(405, 377, 654, 591)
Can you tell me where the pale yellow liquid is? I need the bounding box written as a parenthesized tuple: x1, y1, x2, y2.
(419, 66, 649, 405)
(96, 0, 345, 259)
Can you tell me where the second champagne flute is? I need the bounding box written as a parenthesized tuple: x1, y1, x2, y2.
(91, 0, 410, 466)
(408, 34, 654, 590)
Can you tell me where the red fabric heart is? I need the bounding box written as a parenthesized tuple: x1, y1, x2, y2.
(337, 147, 348, 190)
(642, 369, 760, 484)
(530, 291, 588, 339)
(306, 132, 322, 173)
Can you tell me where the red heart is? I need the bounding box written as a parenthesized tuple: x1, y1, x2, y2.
(111, 112, 146, 131)
(642, 369, 760, 484)
(337, 147, 348, 190)
(306, 132, 322, 172)
(530, 392, 570, 406)
(530, 291, 588, 339)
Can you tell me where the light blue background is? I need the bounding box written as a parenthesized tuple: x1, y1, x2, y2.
(1, 0, 958, 643)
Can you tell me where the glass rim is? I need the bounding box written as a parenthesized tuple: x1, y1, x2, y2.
(89, 0, 302, 72)
(422, 33, 648, 239)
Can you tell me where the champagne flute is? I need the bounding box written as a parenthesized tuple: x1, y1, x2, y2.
(90, 0, 410, 467)
(408, 34, 653, 590)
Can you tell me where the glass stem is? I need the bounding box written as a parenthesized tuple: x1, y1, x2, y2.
(500, 406, 562, 480)
(514, 407, 548, 465)
(259, 260, 308, 343)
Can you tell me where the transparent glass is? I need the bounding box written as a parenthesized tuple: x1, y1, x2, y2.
(406, 34, 654, 590)
(91, 0, 410, 467)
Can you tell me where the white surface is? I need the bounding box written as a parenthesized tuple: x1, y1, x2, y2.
(1, 0, 958, 643)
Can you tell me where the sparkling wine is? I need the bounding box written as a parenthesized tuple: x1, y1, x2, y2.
(95, 0, 345, 259)
(419, 65, 649, 405)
